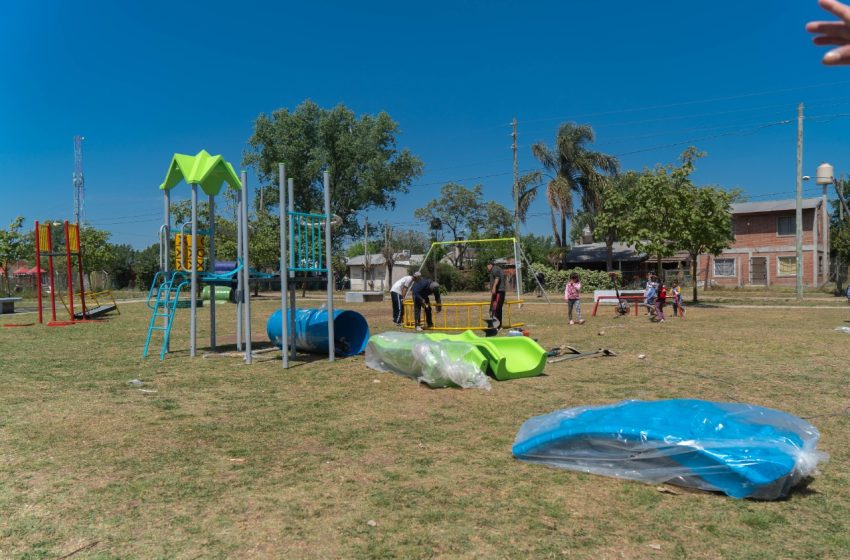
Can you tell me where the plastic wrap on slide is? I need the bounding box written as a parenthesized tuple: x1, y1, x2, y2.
(365, 332, 491, 390)
(512, 399, 828, 500)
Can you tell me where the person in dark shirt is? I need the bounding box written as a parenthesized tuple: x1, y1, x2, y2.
(486, 260, 506, 328)
(411, 278, 442, 331)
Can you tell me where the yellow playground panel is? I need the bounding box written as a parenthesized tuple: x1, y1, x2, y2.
(174, 233, 207, 271)
(402, 299, 525, 331)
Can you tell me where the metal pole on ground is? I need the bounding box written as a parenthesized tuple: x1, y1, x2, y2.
(512, 237, 522, 302)
(35, 222, 43, 324)
(795, 102, 804, 299)
(236, 181, 243, 350)
(279, 163, 289, 369)
(241, 170, 252, 364)
(288, 177, 296, 361)
(209, 193, 216, 350)
(63, 221, 75, 321)
(324, 170, 335, 362)
(190, 183, 198, 357)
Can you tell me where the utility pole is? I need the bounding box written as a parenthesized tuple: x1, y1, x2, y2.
(795, 102, 804, 299)
(73, 136, 85, 225)
(512, 117, 519, 238)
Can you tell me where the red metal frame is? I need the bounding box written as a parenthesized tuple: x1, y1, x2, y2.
(35, 221, 43, 324)
(63, 221, 75, 321)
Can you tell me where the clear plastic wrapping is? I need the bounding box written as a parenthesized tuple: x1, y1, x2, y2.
(512, 399, 827, 500)
(365, 331, 491, 390)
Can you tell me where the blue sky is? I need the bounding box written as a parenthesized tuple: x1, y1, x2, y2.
(2, 1, 849, 249)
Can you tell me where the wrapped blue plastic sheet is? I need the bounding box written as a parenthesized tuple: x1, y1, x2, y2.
(512, 399, 827, 499)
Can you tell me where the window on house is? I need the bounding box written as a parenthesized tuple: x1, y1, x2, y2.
(714, 258, 735, 277)
(778, 256, 797, 276)
(777, 216, 795, 236)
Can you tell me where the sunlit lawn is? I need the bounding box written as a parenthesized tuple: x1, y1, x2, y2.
(1, 291, 849, 559)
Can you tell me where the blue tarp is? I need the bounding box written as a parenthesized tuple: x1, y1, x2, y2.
(512, 399, 827, 500)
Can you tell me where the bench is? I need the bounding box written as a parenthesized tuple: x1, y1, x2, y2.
(0, 297, 22, 314)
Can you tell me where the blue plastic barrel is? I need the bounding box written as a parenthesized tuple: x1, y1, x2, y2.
(266, 308, 370, 357)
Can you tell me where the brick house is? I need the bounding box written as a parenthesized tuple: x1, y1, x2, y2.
(697, 198, 829, 287)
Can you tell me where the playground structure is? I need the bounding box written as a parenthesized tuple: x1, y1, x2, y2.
(274, 164, 341, 368)
(403, 237, 547, 332)
(143, 150, 251, 361)
(34, 220, 118, 326)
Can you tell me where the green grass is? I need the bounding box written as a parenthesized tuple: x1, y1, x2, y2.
(1, 292, 849, 558)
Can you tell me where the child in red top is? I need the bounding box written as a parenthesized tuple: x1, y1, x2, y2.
(564, 272, 585, 325)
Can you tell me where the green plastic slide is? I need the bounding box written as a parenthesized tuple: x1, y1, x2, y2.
(425, 330, 546, 380)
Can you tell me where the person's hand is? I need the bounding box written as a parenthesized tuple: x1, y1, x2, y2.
(807, 0, 850, 65)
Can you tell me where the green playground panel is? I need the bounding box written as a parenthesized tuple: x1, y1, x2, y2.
(425, 330, 546, 381)
(368, 333, 490, 381)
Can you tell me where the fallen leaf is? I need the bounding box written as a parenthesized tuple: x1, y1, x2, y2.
(648, 543, 662, 550)
(656, 486, 680, 495)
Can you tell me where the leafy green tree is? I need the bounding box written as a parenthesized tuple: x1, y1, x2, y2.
(830, 182, 850, 294)
(346, 240, 384, 258)
(80, 226, 113, 276)
(415, 183, 486, 267)
(519, 233, 555, 266)
(531, 123, 619, 247)
(0, 216, 26, 296)
(244, 100, 424, 241)
(595, 171, 640, 271)
(619, 148, 703, 275)
(135, 244, 161, 290)
(472, 201, 514, 239)
(107, 243, 136, 288)
(678, 185, 735, 302)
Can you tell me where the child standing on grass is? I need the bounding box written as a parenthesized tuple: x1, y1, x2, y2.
(644, 274, 658, 317)
(655, 281, 667, 323)
(671, 280, 685, 318)
(565, 272, 585, 325)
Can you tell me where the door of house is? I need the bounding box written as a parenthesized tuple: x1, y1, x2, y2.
(750, 257, 767, 285)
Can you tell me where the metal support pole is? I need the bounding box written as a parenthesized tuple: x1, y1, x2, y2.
(823, 184, 829, 285)
(190, 184, 198, 357)
(795, 102, 804, 299)
(512, 237, 522, 301)
(241, 170, 252, 364)
(163, 190, 170, 273)
(236, 181, 243, 350)
(324, 171, 335, 362)
(47, 224, 56, 322)
(209, 194, 216, 350)
(288, 177, 296, 361)
(279, 163, 289, 369)
(35, 222, 43, 324)
(64, 221, 75, 321)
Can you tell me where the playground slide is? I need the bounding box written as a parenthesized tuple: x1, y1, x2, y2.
(425, 330, 546, 380)
(266, 308, 369, 357)
(512, 399, 828, 500)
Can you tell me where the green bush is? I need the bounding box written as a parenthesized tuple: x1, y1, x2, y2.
(528, 264, 613, 295)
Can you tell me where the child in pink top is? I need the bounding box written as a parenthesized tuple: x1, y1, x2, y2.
(564, 272, 585, 325)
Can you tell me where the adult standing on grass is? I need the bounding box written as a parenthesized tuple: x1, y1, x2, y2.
(390, 271, 419, 326)
(412, 277, 442, 331)
(807, 0, 850, 64)
(487, 259, 506, 329)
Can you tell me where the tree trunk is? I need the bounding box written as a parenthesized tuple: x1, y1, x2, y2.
(703, 255, 711, 291)
(605, 230, 615, 272)
(656, 255, 662, 277)
(691, 253, 699, 303)
(560, 212, 567, 248)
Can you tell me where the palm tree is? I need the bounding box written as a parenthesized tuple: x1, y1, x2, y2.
(532, 123, 619, 247)
(513, 171, 543, 228)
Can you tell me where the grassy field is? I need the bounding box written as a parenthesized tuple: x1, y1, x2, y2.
(2, 292, 850, 559)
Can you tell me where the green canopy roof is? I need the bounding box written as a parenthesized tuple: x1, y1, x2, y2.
(159, 150, 242, 197)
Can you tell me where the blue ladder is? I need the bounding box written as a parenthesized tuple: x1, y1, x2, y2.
(143, 272, 189, 360)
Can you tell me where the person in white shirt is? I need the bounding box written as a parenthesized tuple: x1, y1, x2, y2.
(390, 271, 420, 325)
